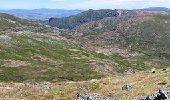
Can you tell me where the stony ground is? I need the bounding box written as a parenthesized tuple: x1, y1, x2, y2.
(0, 68, 170, 100)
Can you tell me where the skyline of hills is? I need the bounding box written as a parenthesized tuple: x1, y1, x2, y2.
(0, 7, 169, 21)
(0, 8, 83, 20)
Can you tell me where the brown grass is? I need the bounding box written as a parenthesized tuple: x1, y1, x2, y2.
(0, 68, 170, 100)
(2, 60, 31, 67)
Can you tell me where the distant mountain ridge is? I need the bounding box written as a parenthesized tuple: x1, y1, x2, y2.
(48, 9, 134, 29)
(141, 7, 170, 12)
(0, 9, 83, 20)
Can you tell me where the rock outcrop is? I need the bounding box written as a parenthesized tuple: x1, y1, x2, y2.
(146, 89, 170, 100)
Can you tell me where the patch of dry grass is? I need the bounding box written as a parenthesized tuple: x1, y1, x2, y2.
(0, 68, 170, 100)
(2, 60, 31, 67)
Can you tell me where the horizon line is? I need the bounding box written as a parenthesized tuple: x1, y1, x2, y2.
(0, 6, 170, 11)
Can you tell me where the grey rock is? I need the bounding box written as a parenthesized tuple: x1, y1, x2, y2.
(122, 84, 133, 91)
(33, 81, 50, 88)
(76, 93, 97, 100)
(146, 89, 170, 100)
(76, 93, 113, 100)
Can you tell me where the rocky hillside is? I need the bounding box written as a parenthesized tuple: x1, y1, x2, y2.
(67, 12, 170, 59)
(57, 10, 170, 72)
(48, 9, 134, 29)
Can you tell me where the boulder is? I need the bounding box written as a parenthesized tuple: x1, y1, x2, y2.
(122, 84, 133, 91)
(146, 89, 169, 100)
(76, 93, 97, 100)
(151, 68, 156, 73)
(76, 93, 113, 100)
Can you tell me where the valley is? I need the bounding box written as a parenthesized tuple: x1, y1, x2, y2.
(0, 7, 170, 99)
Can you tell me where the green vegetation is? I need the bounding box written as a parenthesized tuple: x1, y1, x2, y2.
(0, 13, 156, 83)
(125, 14, 170, 59)
(1, 10, 170, 100)
(0, 34, 103, 82)
(1, 11, 170, 83)
(0, 33, 157, 82)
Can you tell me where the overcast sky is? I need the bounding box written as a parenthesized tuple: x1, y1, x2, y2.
(0, 0, 170, 10)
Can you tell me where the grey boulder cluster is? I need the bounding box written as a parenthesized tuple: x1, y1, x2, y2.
(76, 93, 100, 100)
(76, 93, 113, 100)
(76, 84, 133, 100)
(146, 89, 170, 100)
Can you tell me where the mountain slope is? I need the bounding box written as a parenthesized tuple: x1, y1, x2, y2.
(48, 9, 130, 29)
(1, 11, 170, 83)
(0, 13, 164, 83)
(0, 13, 105, 82)
(59, 11, 170, 71)
(1, 10, 170, 100)
(0, 13, 143, 82)
(0, 13, 52, 33)
(0, 33, 105, 82)
(62, 11, 170, 58)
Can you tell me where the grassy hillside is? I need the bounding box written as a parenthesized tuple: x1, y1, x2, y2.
(1, 32, 158, 82)
(0, 12, 170, 83)
(1, 11, 170, 100)
(1, 13, 164, 83)
(0, 13, 103, 82)
(0, 33, 106, 82)
(0, 13, 52, 33)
